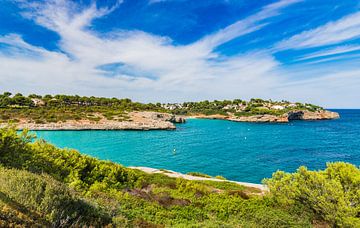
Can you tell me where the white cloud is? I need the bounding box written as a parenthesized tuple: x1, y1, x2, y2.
(276, 11, 360, 50)
(296, 45, 360, 61)
(273, 69, 360, 108)
(196, 0, 302, 50)
(1, 0, 292, 101)
(0, 0, 359, 108)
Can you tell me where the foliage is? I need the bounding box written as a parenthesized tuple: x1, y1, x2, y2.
(265, 162, 360, 227)
(0, 92, 167, 124)
(2, 127, 357, 227)
(169, 98, 324, 117)
(0, 167, 111, 226)
(215, 175, 227, 180)
(0, 92, 325, 124)
(187, 172, 212, 178)
(0, 128, 141, 192)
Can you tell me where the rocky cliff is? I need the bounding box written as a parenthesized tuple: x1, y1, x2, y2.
(192, 110, 339, 123)
(0, 110, 339, 130)
(1, 111, 185, 130)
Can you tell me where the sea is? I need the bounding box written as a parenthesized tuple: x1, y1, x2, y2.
(33, 109, 360, 183)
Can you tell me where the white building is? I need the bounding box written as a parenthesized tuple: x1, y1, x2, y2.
(271, 105, 285, 110)
(31, 98, 45, 106)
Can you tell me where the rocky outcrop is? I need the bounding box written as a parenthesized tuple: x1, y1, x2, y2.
(302, 110, 340, 120)
(144, 112, 186, 123)
(286, 110, 340, 121)
(1, 111, 186, 131)
(191, 110, 339, 123)
(230, 115, 289, 123)
(1, 121, 176, 131)
(1, 110, 339, 130)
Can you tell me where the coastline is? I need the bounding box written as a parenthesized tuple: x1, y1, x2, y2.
(187, 109, 340, 123)
(129, 166, 268, 192)
(0, 111, 182, 131)
(0, 110, 339, 131)
(1, 121, 176, 131)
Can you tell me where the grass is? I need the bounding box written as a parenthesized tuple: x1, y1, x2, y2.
(187, 172, 212, 178)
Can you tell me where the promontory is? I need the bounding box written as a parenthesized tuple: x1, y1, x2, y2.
(0, 93, 339, 130)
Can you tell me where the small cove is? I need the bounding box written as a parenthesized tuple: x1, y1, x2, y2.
(33, 109, 360, 183)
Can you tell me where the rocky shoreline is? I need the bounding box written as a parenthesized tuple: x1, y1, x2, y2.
(191, 110, 340, 123)
(0, 110, 339, 130)
(0, 111, 185, 131)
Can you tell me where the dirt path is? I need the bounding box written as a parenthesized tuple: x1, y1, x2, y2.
(129, 166, 268, 192)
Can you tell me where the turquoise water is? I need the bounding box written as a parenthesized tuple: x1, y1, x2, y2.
(33, 110, 360, 183)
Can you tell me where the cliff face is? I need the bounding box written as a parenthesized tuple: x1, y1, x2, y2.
(230, 115, 288, 123)
(298, 110, 340, 120)
(192, 110, 340, 123)
(0, 110, 339, 130)
(1, 112, 185, 130)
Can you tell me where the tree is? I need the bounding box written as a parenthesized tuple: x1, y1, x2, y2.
(28, 94, 42, 99)
(265, 162, 360, 227)
(3, 92, 12, 97)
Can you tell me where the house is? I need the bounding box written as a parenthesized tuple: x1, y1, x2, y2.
(31, 98, 45, 106)
(162, 103, 183, 110)
(271, 105, 285, 110)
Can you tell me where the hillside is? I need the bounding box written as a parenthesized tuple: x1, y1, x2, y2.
(0, 127, 359, 227)
(0, 93, 339, 130)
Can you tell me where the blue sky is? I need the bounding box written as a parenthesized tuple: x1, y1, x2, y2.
(0, 0, 360, 108)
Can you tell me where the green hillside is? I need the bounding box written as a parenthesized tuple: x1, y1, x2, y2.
(0, 92, 324, 124)
(0, 127, 359, 227)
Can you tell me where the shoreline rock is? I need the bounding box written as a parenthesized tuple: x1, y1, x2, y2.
(0, 111, 182, 131)
(1, 122, 176, 131)
(0, 110, 339, 130)
(189, 110, 340, 123)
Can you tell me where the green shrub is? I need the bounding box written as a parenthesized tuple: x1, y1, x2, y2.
(187, 172, 212, 178)
(265, 162, 360, 227)
(215, 175, 227, 180)
(0, 167, 111, 226)
(0, 128, 142, 192)
(0, 127, 352, 227)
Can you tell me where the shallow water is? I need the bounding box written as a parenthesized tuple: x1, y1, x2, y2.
(33, 109, 360, 183)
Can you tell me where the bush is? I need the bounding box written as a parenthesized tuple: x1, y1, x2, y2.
(187, 172, 212, 178)
(0, 128, 142, 192)
(265, 162, 360, 227)
(1, 127, 355, 227)
(0, 167, 111, 226)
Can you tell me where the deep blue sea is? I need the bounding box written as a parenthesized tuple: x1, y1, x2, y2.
(33, 110, 360, 183)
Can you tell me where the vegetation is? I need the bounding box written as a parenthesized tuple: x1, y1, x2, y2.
(0, 92, 324, 124)
(0, 167, 110, 227)
(265, 163, 360, 227)
(0, 127, 359, 227)
(169, 98, 323, 116)
(187, 172, 212, 178)
(0, 92, 166, 124)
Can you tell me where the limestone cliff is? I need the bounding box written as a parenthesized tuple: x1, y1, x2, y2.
(192, 110, 339, 123)
(0, 111, 185, 130)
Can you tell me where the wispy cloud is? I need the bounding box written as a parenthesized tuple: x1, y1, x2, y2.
(1, 0, 294, 101)
(296, 45, 360, 61)
(0, 0, 359, 107)
(196, 0, 302, 50)
(276, 11, 360, 50)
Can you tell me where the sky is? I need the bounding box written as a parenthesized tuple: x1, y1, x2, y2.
(0, 0, 360, 108)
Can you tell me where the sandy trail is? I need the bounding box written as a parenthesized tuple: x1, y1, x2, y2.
(129, 166, 268, 192)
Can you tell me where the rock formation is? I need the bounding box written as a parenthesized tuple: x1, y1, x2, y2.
(192, 110, 339, 123)
(0, 109, 339, 131)
(1, 111, 184, 131)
